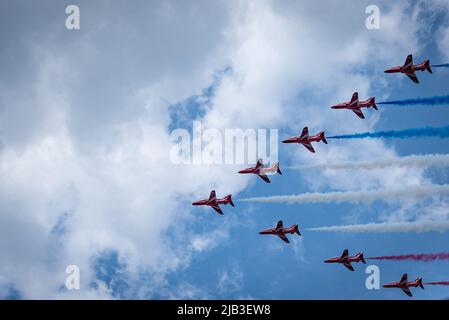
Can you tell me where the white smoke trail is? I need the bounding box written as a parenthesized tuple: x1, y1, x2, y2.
(239, 184, 449, 204)
(305, 221, 449, 233)
(288, 154, 449, 171)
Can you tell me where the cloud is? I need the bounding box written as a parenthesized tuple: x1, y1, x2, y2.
(0, 0, 241, 299)
(190, 229, 229, 253)
(217, 266, 244, 295)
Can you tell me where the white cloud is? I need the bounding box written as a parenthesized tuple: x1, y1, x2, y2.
(437, 23, 449, 61)
(217, 266, 244, 294)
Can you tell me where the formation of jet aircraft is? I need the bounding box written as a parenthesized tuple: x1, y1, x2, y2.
(382, 274, 424, 297)
(258, 220, 301, 243)
(384, 54, 432, 84)
(324, 249, 366, 271)
(190, 53, 443, 298)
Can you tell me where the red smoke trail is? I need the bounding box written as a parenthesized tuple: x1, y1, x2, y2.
(424, 282, 449, 285)
(366, 253, 449, 261)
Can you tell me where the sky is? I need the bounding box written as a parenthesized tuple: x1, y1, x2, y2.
(1, 0, 449, 299)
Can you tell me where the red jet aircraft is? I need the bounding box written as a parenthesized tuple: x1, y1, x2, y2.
(192, 190, 234, 215)
(282, 127, 327, 153)
(384, 54, 432, 83)
(383, 274, 424, 297)
(238, 159, 282, 183)
(324, 249, 366, 271)
(331, 92, 377, 119)
(258, 220, 301, 243)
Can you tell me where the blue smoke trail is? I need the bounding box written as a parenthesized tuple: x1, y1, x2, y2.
(378, 95, 449, 106)
(328, 125, 449, 140)
(432, 64, 449, 68)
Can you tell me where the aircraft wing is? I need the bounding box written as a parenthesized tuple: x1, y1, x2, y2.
(257, 174, 270, 183)
(209, 190, 217, 201)
(405, 72, 419, 83)
(349, 92, 359, 106)
(343, 262, 354, 271)
(341, 249, 349, 260)
(276, 220, 284, 229)
(400, 274, 408, 283)
(351, 109, 365, 119)
(403, 54, 413, 69)
(401, 287, 413, 297)
(300, 127, 309, 139)
(211, 205, 223, 215)
(278, 234, 290, 243)
(302, 142, 315, 153)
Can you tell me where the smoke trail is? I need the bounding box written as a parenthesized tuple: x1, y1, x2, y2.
(327, 125, 449, 140)
(239, 184, 449, 205)
(367, 253, 449, 261)
(378, 95, 449, 106)
(432, 64, 449, 68)
(288, 154, 449, 171)
(424, 282, 449, 285)
(305, 221, 449, 233)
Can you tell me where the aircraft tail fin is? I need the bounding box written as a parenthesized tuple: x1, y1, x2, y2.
(300, 127, 309, 140)
(370, 97, 378, 110)
(319, 132, 328, 144)
(417, 278, 424, 289)
(424, 60, 432, 73)
(358, 252, 366, 264)
(275, 162, 282, 175)
(293, 224, 301, 236)
(225, 195, 235, 207)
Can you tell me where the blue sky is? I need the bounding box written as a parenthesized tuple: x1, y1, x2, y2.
(1, 0, 449, 299)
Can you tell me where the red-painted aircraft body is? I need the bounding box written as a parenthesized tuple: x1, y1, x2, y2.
(282, 127, 327, 153)
(331, 92, 377, 119)
(259, 220, 301, 243)
(384, 54, 432, 83)
(192, 190, 234, 215)
(324, 249, 366, 271)
(383, 274, 424, 297)
(238, 159, 282, 183)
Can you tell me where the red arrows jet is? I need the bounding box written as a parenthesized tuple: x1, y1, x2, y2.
(192, 190, 234, 215)
(331, 92, 377, 119)
(383, 274, 424, 297)
(384, 54, 432, 83)
(238, 159, 282, 183)
(282, 127, 327, 153)
(324, 249, 366, 271)
(259, 220, 301, 243)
